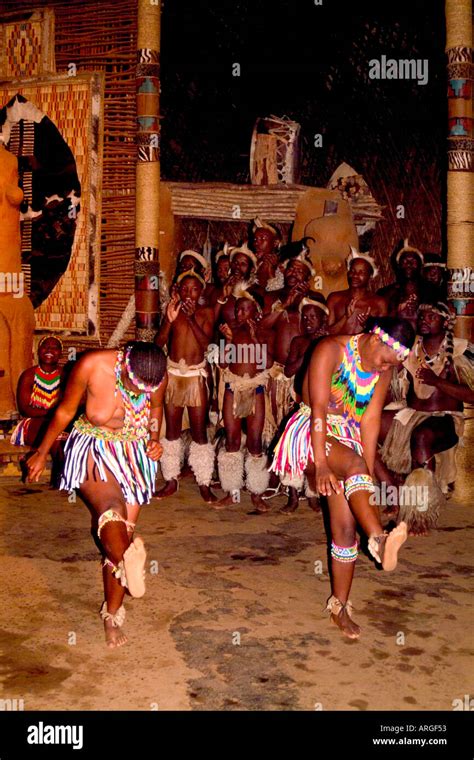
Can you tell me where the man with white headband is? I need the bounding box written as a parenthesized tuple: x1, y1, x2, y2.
(278, 293, 329, 513)
(377, 239, 424, 330)
(327, 246, 387, 335)
(380, 302, 474, 535)
(213, 243, 262, 327)
(155, 269, 218, 504)
(260, 244, 314, 438)
(250, 216, 282, 291)
(421, 253, 448, 303)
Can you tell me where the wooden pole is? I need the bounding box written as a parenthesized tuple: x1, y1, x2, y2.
(135, 0, 161, 341)
(445, 0, 473, 340)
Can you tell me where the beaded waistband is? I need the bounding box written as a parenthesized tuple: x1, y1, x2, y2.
(73, 414, 148, 442)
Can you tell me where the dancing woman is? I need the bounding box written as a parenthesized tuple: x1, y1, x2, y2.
(27, 342, 167, 648)
(271, 318, 415, 639)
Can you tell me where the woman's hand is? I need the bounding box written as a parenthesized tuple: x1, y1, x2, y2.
(146, 440, 163, 461)
(315, 461, 343, 496)
(27, 451, 48, 482)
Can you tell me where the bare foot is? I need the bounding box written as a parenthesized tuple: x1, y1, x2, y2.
(369, 522, 408, 571)
(211, 493, 235, 510)
(154, 479, 178, 499)
(330, 607, 361, 640)
(123, 536, 147, 597)
(307, 497, 321, 513)
(199, 485, 218, 503)
(249, 493, 271, 513)
(103, 618, 128, 648)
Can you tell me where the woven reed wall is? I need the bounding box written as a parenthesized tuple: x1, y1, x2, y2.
(0, 0, 137, 351)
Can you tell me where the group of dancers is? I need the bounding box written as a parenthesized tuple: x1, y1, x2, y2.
(18, 218, 473, 647)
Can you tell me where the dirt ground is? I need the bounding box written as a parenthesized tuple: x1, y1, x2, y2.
(0, 421, 473, 712)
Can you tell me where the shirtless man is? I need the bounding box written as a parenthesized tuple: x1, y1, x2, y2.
(250, 217, 282, 291)
(421, 253, 448, 303)
(327, 249, 387, 335)
(216, 287, 273, 512)
(214, 243, 262, 327)
(260, 252, 313, 432)
(378, 240, 424, 331)
(280, 294, 329, 514)
(155, 270, 217, 503)
(26, 342, 167, 648)
(172, 249, 213, 305)
(380, 302, 474, 534)
(207, 245, 231, 309)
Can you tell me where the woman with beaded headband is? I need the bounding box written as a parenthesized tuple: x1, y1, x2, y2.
(27, 341, 167, 649)
(11, 335, 66, 487)
(271, 317, 415, 639)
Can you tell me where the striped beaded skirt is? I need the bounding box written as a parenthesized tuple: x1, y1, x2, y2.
(270, 403, 363, 480)
(60, 415, 158, 506)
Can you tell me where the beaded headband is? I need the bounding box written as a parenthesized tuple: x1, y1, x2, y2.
(423, 262, 447, 269)
(124, 347, 162, 393)
(419, 302, 455, 328)
(370, 325, 410, 360)
(176, 268, 206, 287)
(38, 335, 63, 351)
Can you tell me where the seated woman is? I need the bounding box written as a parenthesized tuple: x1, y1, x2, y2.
(11, 335, 66, 487)
(271, 317, 415, 640)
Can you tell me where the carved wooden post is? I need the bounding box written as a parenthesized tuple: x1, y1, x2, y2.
(135, 0, 161, 340)
(446, 0, 473, 339)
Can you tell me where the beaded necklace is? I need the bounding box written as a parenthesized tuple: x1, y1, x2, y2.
(330, 334, 380, 423)
(415, 336, 447, 366)
(30, 365, 61, 409)
(114, 351, 151, 437)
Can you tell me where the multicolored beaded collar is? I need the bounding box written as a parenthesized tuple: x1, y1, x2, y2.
(124, 347, 162, 393)
(370, 325, 410, 360)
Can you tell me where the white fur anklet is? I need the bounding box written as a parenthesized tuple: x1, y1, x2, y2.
(100, 601, 126, 628)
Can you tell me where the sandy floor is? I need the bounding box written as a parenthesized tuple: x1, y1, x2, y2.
(0, 421, 473, 712)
